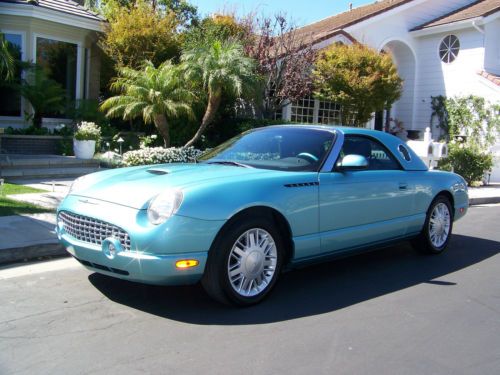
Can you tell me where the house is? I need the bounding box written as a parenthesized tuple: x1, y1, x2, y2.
(283, 0, 499, 131)
(0, 0, 104, 128)
(280, 0, 500, 181)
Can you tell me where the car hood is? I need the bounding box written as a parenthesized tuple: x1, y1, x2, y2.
(70, 163, 271, 209)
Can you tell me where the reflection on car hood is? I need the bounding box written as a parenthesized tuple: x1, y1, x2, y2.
(70, 163, 270, 209)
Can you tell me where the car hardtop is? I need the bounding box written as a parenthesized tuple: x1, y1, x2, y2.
(253, 124, 428, 172)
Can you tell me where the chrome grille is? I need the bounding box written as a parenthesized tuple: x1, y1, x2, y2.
(59, 211, 131, 251)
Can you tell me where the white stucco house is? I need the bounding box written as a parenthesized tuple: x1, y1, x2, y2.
(281, 0, 500, 180)
(0, 0, 104, 128)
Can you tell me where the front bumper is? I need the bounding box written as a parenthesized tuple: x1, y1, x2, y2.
(57, 195, 226, 285)
(61, 236, 207, 285)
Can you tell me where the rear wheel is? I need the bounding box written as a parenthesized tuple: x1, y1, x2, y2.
(202, 216, 283, 306)
(412, 195, 453, 254)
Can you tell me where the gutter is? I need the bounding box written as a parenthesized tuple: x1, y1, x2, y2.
(410, 17, 483, 37)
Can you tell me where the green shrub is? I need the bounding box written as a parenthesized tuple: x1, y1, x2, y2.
(438, 145, 493, 186)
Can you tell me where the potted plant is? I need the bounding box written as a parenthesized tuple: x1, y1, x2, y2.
(74, 121, 101, 159)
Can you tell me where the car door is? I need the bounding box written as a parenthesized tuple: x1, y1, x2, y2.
(317, 135, 416, 256)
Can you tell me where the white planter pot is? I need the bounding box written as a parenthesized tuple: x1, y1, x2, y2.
(73, 139, 96, 159)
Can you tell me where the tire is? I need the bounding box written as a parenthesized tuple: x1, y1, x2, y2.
(412, 195, 453, 254)
(202, 216, 284, 306)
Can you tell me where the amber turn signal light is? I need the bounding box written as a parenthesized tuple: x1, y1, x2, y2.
(175, 259, 199, 269)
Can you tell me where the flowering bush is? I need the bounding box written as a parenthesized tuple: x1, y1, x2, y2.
(122, 146, 202, 166)
(74, 121, 101, 141)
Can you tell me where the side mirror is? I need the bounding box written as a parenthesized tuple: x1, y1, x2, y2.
(338, 154, 369, 171)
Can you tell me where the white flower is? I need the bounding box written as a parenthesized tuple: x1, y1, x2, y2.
(122, 146, 202, 167)
(151, 135, 157, 139)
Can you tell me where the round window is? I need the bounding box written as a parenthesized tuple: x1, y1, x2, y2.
(439, 35, 460, 64)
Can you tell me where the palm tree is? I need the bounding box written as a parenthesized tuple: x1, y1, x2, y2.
(181, 39, 258, 147)
(20, 67, 67, 128)
(100, 60, 195, 147)
(0, 35, 15, 81)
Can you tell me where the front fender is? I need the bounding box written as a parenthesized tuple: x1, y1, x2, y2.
(178, 172, 320, 238)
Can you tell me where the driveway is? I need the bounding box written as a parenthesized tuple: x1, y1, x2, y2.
(1, 204, 499, 374)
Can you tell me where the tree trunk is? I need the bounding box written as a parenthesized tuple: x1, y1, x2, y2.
(185, 89, 221, 148)
(33, 112, 42, 129)
(153, 114, 170, 147)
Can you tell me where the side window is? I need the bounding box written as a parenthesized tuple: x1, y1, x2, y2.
(339, 136, 401, 170)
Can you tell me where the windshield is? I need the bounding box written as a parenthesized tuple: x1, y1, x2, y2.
(198, 127, 336, 172)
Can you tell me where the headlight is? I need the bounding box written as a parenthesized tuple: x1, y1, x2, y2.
(147, 189, 183, 225)
(68, 174, 95, 195)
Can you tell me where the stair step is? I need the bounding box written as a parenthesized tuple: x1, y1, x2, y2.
(1, 167, 101, 180)
(0, 158, 99, 169)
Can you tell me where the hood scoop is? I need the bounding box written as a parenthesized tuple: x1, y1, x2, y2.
(147, 168, 170, 175)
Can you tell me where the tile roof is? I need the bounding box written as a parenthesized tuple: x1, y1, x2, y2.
(412, 0, 500, 30)
(478, 70, 500, 86)
(0, 0, 104, 21)
(294, 0, 413, 44)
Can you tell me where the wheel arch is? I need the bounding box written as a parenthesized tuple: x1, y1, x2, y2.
(210, 206, 295, 266)
(433, 190, 455, 214)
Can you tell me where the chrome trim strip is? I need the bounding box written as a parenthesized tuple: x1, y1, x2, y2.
(320, 130, 345, 172)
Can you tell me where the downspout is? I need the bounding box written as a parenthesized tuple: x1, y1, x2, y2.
(472, 20, 484, 34)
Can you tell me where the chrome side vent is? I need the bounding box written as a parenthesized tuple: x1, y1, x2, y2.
(284, 182, 319, 188)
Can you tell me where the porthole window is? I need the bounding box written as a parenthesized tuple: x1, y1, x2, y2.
(439, 35, 460, 64)
(398, 144, 411, 162)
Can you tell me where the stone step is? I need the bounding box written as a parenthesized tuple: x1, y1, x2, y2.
(0, 156, 99, 170)
(1, 167, 101, 180)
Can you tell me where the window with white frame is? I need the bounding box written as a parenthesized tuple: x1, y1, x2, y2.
(439, 35, 460, 64)
(36, 37, 78, 117)
(290, 96, 315, 123)
(318, 100, 341, 124)
(289, 97, 344, 125)
(0, 33, 23, 117)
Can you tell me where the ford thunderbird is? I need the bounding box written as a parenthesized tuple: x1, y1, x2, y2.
(57, 125, 468, 305)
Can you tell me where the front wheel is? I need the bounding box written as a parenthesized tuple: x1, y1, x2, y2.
(202, 216, 283, 306)
(412, 196, 453, 254)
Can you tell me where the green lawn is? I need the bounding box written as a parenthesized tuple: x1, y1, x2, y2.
(0, 183, 52, 216)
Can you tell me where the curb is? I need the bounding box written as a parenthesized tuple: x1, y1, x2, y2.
(469, 196, 500, 206)
(0, 243, 68, 266)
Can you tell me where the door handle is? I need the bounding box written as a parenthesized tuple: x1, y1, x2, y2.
(399, 183, 408, 190)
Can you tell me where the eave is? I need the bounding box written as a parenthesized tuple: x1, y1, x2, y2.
(0, 2, 104, 32)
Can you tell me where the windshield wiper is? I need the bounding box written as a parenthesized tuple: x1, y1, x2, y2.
(206, 160, 252, 168)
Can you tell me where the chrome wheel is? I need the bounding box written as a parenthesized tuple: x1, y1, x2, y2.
(428, 202, 451, 248)
(227, 228, 278, 297)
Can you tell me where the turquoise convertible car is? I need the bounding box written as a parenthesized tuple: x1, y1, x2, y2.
(57, 125, 468, 306)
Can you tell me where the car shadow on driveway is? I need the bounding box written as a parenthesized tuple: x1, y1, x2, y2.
(88, 234, 499, 325)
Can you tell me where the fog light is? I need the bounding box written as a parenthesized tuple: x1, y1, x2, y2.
(175, 259, 199, 269)
(102, 238, 122, 260)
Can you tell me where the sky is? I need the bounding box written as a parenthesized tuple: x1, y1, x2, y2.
(190, 0, 376, 27)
